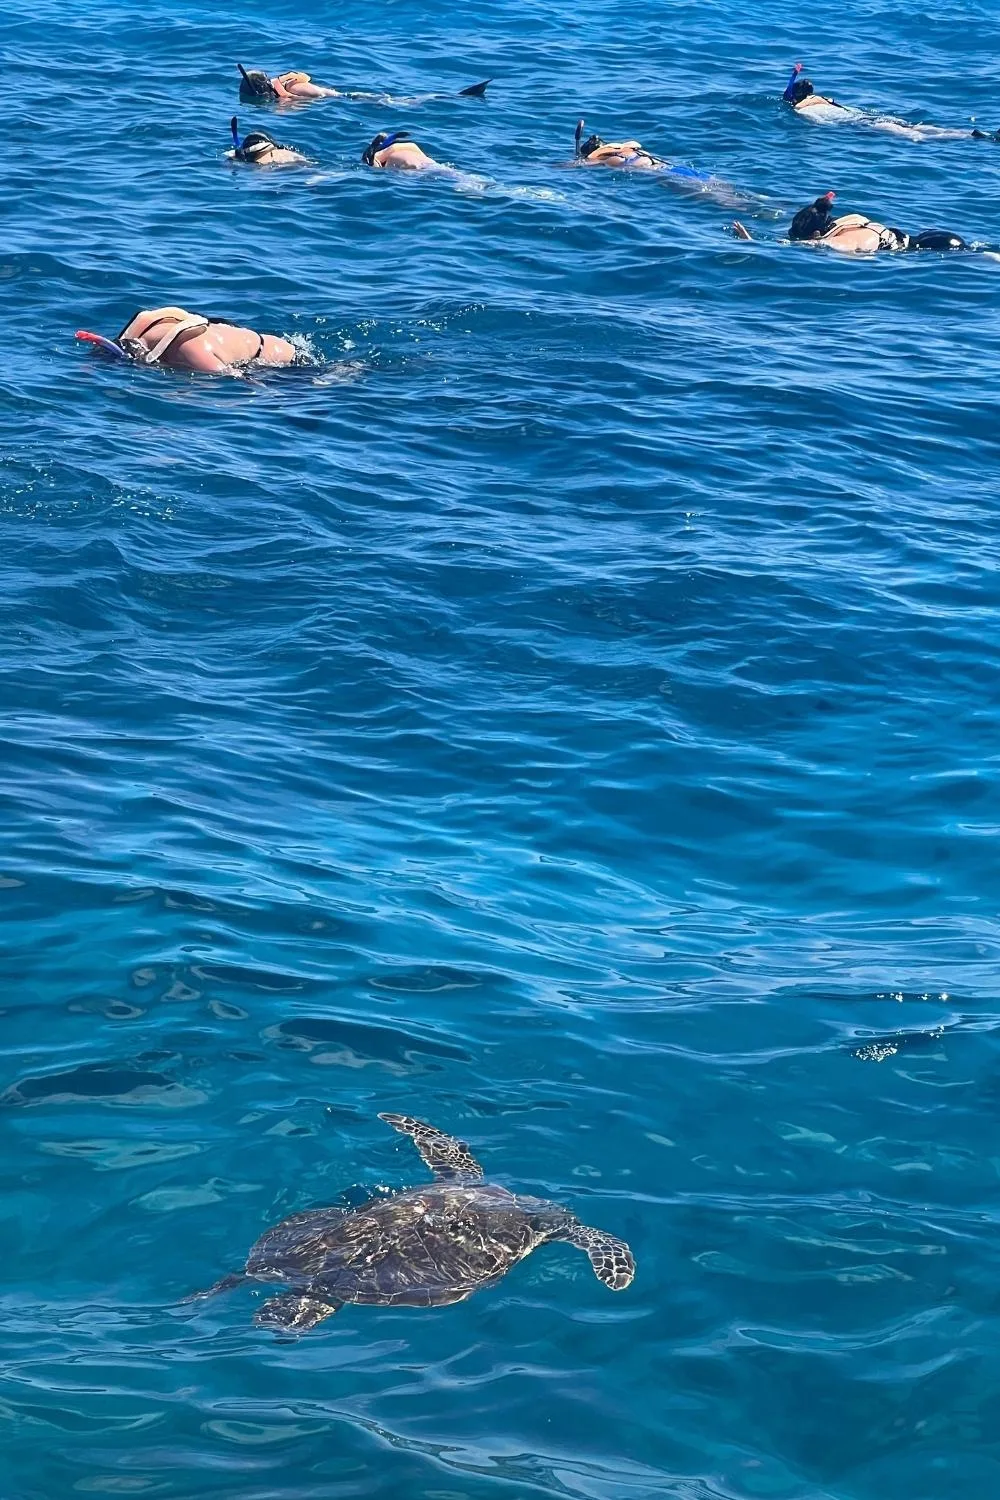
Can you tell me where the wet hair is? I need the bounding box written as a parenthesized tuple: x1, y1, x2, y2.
(788, 79, 814, 105)
(909, 228, 968, 252)
(239, 68, 278, 101)
(578, 133, 604, 158)
(362, 130, 409, 165)
(789, 194, 835, 241)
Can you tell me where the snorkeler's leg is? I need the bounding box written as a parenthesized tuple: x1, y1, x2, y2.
(258, 334, 297, 365)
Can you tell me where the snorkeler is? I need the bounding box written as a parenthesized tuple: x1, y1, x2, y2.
(361, 131, 444, 170)
(733, 193, 971, 254)
(75, 308, 298, 374)
(238, 62, 490, 105)
(782, 62, 999, 142)
(228, 117, 310, 166)
(572, 120, 769, 211)
(575, 121, 664, 170)
(238, 64, 340, 101)
(574, 119, 723, 185)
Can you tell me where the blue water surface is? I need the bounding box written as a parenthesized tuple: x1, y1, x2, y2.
(3, 0, 1000, 1495)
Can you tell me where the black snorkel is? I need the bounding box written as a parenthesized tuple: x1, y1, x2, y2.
(238, 63, 279, 100)
(574, 122, 604, 160)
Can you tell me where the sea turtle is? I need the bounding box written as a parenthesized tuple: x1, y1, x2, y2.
(188, 1113, 635, 1333)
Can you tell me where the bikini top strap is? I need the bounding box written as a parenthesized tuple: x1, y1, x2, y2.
(142, 315, 211, 364)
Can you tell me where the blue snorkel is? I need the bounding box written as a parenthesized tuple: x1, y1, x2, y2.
(231, 116, 243, 152)
(783, 62, 803, 102)
(362, 129, 408, 164)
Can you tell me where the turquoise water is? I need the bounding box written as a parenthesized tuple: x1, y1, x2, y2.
(4, 0, 1000, 1495)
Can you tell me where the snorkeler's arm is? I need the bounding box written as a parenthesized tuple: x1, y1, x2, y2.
(782, 63, 803, 101)
(293, 80, 341, 97)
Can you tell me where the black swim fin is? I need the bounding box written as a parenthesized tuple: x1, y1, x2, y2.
(458, 79, 491, 97)
(909, 228, 967, 252)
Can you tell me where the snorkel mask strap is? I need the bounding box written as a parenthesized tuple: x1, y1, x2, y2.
(783, 62, 803, 102)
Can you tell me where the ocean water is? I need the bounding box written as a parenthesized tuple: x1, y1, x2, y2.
(3, 0, 1000, 1495)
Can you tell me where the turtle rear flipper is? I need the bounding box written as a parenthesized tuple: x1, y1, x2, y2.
(379, 1113, 484, 1183)
(255, 1292, 341, 1333)
(558, 1224, 635, 1290)
(177, 1271, 246, 1304)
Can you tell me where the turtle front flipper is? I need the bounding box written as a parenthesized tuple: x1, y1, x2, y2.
(378, 1113, 484, 1183)
(557, 1224, 635, 1290)
(254, 1292, 341, 1334)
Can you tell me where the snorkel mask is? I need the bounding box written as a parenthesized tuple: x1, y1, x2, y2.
(574, 119, 604, 158)
(361, 130, 408, 165)
(230, 116, 281, 161)
(238, 64, 279, 100)
(789, 78, 815, 104)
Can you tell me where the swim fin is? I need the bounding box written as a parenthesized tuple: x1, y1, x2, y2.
(458, 79, 491, 97)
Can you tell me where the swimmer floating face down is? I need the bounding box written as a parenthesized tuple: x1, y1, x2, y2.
(569, 118, 770, 209)
(237, 62, 491, 105)
(229, 117, 310, 167)
(572, 118, 724, 188)
(734, 193, 970, 254)
(238, 64, 340, 101)
(75, 308, 298, 374)
(782, 61, 1000, 142)
(574, 119, 662, 169)
(361, 131, 442, 170)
